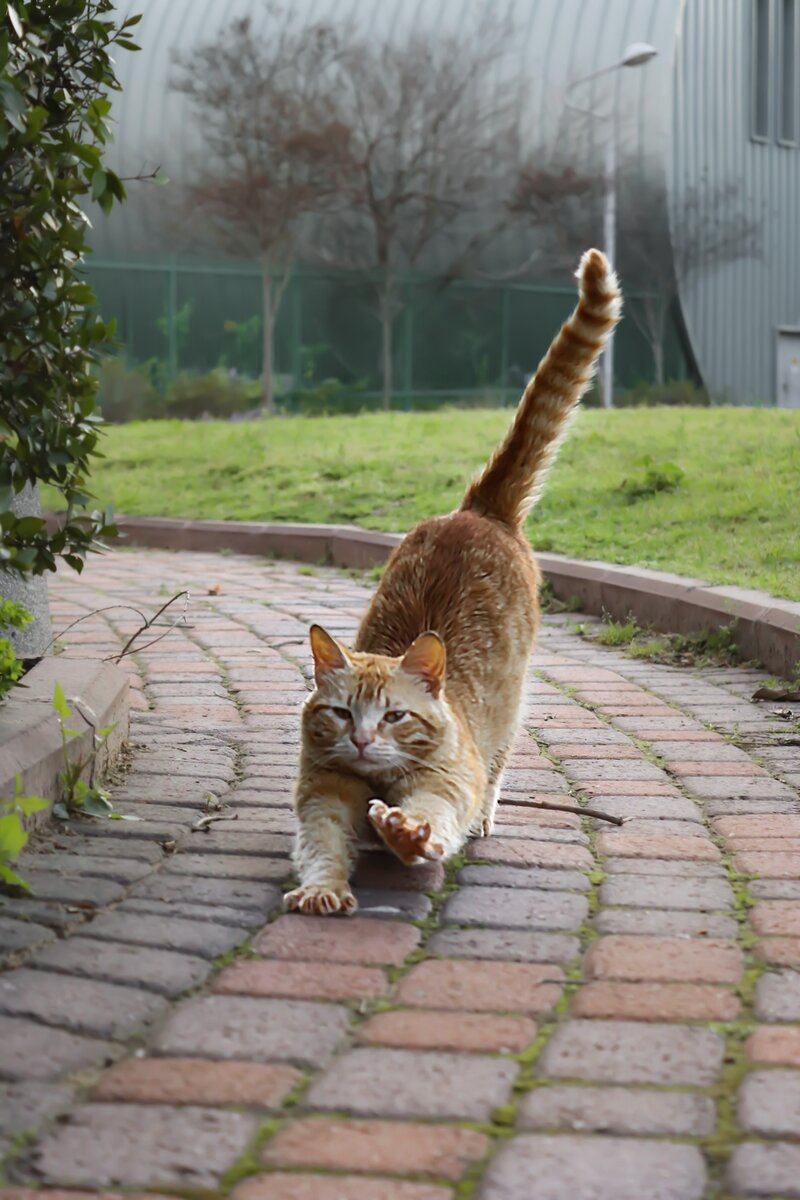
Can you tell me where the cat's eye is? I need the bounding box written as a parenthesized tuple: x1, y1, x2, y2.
(383, 710, 407, 724)
(330, 706, 351, 720)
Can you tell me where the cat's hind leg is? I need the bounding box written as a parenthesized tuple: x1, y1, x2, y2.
(477, 745, 511, 837)
(285, 773, 371, 916)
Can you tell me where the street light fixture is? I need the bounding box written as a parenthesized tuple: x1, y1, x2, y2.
(565, 42, 658, 407)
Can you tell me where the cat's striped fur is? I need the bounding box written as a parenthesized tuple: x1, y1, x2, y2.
(286, 249, 621, 915)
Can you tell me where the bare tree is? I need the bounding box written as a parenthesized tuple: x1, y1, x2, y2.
(503, 142, 762, 387)
(618, 171, 762, 383)
(171, 9, 349, 412)
(320, 9, 518, 409)
(505, 152, 601, 276)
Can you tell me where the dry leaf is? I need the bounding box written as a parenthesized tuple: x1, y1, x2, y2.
(208, 584, 222, 595)
(753, 687, 800, 702)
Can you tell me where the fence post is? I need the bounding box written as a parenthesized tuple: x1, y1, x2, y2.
(402, 297, 414, 411)
(290, 276, 302, 388)
(167, 257, 178, 382)
(500, 286, 510, 396)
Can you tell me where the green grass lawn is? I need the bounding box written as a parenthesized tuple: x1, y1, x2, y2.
(74, 408, 800, 599)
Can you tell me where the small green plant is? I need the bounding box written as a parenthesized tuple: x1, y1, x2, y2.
(627, 637, 669, 659)
(164, 369, 261, 420)
(0, 776, 48, 891)
(0, 599, 32, 701)
(95, 356, 160, 424)
(282, 375, 369, 416)
(156, 299, 194, 358)
(619, 455, 685, 502)
(578, 613, 747, 669)
(616, 379, 711, 408)
(52, 683, 115, 819)
(669, 621, 743, 666)
(221, 315, 262, 377)
(596, 618, 639, 646)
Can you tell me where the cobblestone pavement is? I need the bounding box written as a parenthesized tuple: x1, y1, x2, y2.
(1, 548, 799, 1199)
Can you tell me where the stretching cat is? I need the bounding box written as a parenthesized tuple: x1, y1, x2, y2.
(285, 248, 621, 915)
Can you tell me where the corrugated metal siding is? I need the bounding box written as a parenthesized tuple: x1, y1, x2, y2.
(672, 0, 800, 403)
(95, 0, 680, 261)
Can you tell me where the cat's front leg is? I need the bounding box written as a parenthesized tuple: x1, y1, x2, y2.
(368, 788, 476, 867)
(285, 772, 371, 916)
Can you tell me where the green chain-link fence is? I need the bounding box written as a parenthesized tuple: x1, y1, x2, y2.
(86, 257, 690, 410)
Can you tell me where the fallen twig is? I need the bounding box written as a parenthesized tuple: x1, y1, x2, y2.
(45, 603, 149, 653)
(106, 591, 190, 663)
(192, 813, 239, 832)
(505, 798, 625, 826)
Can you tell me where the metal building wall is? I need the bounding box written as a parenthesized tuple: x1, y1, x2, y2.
(94, 0, 681, 263)
(671, 0, 800, 403)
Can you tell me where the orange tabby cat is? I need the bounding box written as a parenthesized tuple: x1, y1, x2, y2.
(285, 249, 621, 915)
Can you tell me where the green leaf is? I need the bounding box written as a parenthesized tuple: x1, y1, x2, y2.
(0, 813, 27, 859)
(17, 795, 49, 816)
(52, 681, 71, 719)
(91, 169, 107, 201)
(150, 174, 170, 186)
(6, 5, 23, 39)
(0, 862, 30, 892)
(13, 516, 45, 536)
(79, 792, 113, 818)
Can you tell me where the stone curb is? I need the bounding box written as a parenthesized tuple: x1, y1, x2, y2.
(48, 514, 800, 678)
(0, 656, 130, 823)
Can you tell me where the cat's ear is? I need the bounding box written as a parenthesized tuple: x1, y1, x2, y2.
(401, 631, 446, 697)
(309, 624, 349, 684)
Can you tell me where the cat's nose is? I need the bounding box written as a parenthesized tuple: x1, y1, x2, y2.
(351, 734, 371, 755)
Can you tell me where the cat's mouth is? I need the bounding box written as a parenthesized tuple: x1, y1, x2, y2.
(342, 753, 401, 782)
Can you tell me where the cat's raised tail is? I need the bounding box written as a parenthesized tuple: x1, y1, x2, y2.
(461, 248, 621, 529)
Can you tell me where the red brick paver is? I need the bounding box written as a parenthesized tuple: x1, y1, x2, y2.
(1, 546, 797, 1199)
(261, 1118, 488, 1178)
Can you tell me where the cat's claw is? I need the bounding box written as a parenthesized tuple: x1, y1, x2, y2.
(284, 883, 358, 916)
(368, 799, 445, 865)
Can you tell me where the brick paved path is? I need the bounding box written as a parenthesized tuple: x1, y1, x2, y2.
(1, 548, 799, 1199)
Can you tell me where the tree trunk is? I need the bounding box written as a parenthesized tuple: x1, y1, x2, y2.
(645, 296, 667, 386)
(261, 265, 275, 415)
(0, 483, 52, 658)
(653, 337, 665, 386)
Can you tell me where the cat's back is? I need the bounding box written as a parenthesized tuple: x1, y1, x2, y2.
(355, 510, 540, 680)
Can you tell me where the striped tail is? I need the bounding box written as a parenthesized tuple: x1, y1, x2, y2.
(461, 248, 621, 529)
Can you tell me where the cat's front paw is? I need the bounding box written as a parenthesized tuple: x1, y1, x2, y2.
(368, 799, 445, 865)
(284, 883, 358, 916)
(479, 813, 494, 837)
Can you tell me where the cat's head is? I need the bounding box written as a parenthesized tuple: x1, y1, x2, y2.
(302, 623, 450, 776)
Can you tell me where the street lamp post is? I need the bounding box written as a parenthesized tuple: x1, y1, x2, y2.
(565, 42, 658, 408)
